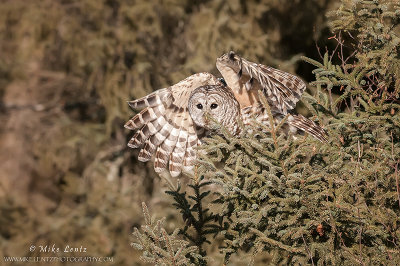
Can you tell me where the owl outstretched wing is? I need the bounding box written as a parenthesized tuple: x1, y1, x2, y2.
(125, 72, 219, 177)
(216, 51, 306, 115)
(216, 51, 327, 142)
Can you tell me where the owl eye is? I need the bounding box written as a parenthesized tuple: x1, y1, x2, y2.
(210, 103, 218, 109)
(196, 103, 203, 109)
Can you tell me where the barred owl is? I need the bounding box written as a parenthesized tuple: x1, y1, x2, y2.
(125, 51, 327, 177)
(188, 84, 242, 135)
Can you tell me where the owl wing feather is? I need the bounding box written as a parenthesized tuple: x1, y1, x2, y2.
(242, 104, 327, 142)
(241, 61, 305, 114)
(217, 51, 306, 115)
(125, 72, 218, 177)
(217, 51, 327, 142)
(287, 114, 327, 142)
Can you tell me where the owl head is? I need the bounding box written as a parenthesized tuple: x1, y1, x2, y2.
(188, 84, 241, 134)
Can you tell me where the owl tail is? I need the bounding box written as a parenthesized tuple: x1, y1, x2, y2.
(288, 114, 328, 142)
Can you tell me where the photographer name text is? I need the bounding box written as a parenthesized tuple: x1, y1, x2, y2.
(32, 244, 87, 254)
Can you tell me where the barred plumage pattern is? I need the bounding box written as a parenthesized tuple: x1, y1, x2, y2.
(216, 51, 306, 115)
(125, 51, 327, 177)
(188, 84, 242, 136)
(241, 104, 327, 142)
(125, 73, 217, 177)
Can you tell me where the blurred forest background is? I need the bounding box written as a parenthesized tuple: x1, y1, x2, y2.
(0, 0, 353, 265)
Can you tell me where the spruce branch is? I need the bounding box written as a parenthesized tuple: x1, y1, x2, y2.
(165, 176, 224, 263)
(132, 202, 203, 265)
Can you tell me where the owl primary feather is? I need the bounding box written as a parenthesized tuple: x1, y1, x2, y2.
(125, 51, 327, 177)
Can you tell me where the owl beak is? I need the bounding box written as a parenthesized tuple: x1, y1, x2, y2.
(204, 112, 209, 125)
(203, 111, 214, 130)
